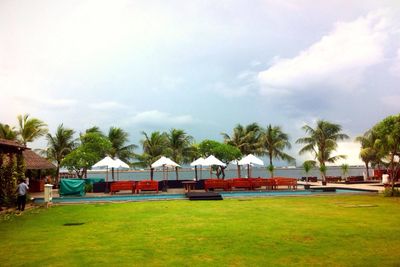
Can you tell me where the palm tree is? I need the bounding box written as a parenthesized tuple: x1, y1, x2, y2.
(222, 123, 261, 176)
(0, 123, 17, 140)
(166, 129, 194, 180)
(259, 124, 295, 177)
(107, 127, 137, 163)
(85, 126, 103, 135)
(17, 114, 48, 146)
(302, 160, 316, 181)
(139, 131, 168, 180)
(355, 130, 380, 179)
(222, 123, 261, 154)
(46, 124, 76, 184)
(296, 120, 349, 184)
(371, 114, 400, 193)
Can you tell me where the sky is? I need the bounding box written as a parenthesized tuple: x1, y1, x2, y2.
(1, 0, 400, 166)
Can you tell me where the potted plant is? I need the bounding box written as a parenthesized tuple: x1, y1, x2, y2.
(341, 163, 349, 181)
(302, 160, 315, 189)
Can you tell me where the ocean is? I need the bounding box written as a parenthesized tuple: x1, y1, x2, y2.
(86, 166, 369, 181)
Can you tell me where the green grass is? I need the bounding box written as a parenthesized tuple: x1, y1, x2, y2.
(1, 195, 400, 266)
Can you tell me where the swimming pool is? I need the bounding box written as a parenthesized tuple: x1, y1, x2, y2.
(33, 188, 376, 204)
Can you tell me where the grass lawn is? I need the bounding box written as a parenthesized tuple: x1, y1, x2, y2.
(1, 194, 400, 266)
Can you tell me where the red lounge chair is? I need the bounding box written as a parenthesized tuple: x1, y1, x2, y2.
(136, 180, 159, 193)
(110, 181, 136, 194)
(204, 179, 231, 191)
(229, 178, 252, 190)
(325, 176, 342, 183)
(273, 177, 297, 190)
(248, 178, 274, 190)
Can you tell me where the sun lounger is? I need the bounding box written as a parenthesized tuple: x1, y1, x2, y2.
(273, 177, 297, 190)
(229, 178, 252, 190)
(204, 179, 231, 191)
(136, 180, 159, 193)
(248, 178, 274, 190)
(325, 176, 342, 183)
(110, 181, 136, 194)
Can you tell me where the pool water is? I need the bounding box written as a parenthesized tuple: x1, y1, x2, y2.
(33, 188, 375, 204)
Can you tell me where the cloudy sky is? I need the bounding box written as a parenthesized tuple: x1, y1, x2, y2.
(1, 0, 399, 165)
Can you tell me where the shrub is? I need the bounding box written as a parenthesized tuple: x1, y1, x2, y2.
(84, 183, 93, 193)
(383, 187, 400, 197)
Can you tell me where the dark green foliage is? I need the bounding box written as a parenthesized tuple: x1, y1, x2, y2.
(371, 114, 400, 195)
(0, 153, 25, 207)
(383, 188, 400, 197)
(199, 140, 241, 178)
(62, 132, 112, 178)
(108, 127, 137, 163)
(222, 123, 261, 155)
(296, 120, 349, 182)
(260, 124, 294, 177)
(85, 183, 93, 193)
(0, 123, 17, 140)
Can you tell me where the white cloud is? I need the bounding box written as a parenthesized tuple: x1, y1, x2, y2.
(258, 10, 391, 95)
(13, 96, 77, 109)
(213, 70, 258, 97)
(390, 47, 400, 76)
(129, 110, 193, 127)
(380, 95, 400, 108)
(331, 141, 364, 166)
(88, 101, 128, 110)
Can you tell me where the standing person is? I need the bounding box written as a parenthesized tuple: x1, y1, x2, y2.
(16, 179, 29, 211)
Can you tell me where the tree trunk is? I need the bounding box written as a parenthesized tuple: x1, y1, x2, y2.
(269, 155, 274, 178)
(175, 166, 179, 181)
(365, 162, 370, 180)
(150, 168, 154, 181)
(56, 161, 60, 186)
(237, 163, 241, 178)
(390, 153, 398, 196)
(194, 166, 198, 181)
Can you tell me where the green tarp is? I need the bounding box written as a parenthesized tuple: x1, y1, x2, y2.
(59, 179, 86, 196)
(84, 178, 105, 186)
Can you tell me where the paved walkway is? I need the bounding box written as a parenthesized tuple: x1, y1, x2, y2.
(298, 181, 385, 192)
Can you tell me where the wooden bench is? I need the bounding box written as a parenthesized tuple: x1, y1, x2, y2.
(229, 178, 252, 190)
(136, 180, 159, 193)
(273, 177, 297, 190)
(204, 179, 231, 191)
(110, 181, 136, 194)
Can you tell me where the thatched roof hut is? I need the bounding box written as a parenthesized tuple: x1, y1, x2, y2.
(23, 149, 56, 170)
(0, 138, 55, 170)
(0, 138, 25, 153)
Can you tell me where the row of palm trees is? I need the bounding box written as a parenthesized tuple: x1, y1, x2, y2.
(1, 114, 352, 183)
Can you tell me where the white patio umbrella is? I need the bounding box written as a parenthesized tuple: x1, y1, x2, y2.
(114, 158, 130, 169)
(151, 156, 180, 190)
(151, 156, 180, 168)
(238, 154, 264, 178)
(202, 155, 226, 178)
(113, 158, 130, 180)
(190, 157, 205, 181)
(92, 156, 120, 182)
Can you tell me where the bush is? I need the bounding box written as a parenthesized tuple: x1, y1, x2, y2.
(383, 187, 400, 197)
(84, 183, 93, 193)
